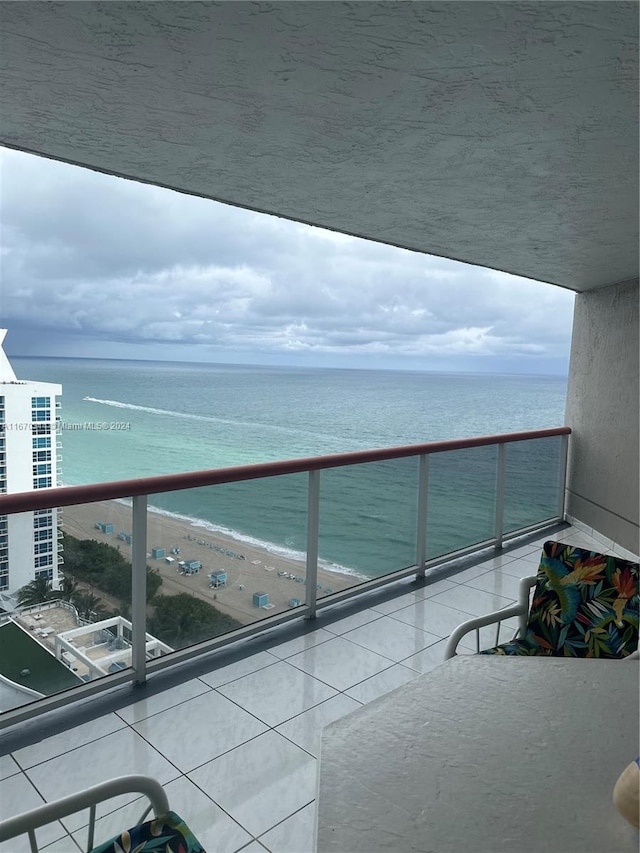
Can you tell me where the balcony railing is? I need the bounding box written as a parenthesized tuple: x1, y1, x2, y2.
(0, 427, 569, 727)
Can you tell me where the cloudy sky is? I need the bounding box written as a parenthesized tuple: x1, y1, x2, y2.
(0, 147, 575, 374)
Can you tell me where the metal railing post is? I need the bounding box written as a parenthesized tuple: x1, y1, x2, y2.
(494, 443, 506, 549)
(0, 426, 572, 728)
(416, 454, 429, 577)
(131, 495, 148, 684)
(305, 470, 320, 618)
(556, 432, 569, 520)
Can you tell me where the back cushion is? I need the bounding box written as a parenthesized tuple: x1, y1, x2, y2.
(524, 541, 639, 658)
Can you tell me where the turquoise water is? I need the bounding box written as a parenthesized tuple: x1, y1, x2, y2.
(13, 357, 567, 576)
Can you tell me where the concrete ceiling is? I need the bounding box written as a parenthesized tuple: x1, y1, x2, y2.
(0, 2, 637, 292)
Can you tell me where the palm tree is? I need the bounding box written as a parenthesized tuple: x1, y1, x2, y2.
(72, 592, 105, 622)
(111, 602, 132, 621)
(57, 574, 78, 602)
(17, 577, 53, 608)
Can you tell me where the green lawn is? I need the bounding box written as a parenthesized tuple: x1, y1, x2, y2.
(0, 622, 81, 695)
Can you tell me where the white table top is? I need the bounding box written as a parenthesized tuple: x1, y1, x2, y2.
(317, 657, 639, 853)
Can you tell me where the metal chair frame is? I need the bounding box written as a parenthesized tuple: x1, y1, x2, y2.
(0, 774, 170, 853)
(444, 575, 537, 659)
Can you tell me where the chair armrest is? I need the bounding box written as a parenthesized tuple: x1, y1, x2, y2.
(0, 775, 170, 848)
(444, 575, 537, 659)
(444, 603, 525, 659)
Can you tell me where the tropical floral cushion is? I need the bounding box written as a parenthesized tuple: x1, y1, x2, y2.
(480, 541, 639, 658)
(89, 810, 205, 853)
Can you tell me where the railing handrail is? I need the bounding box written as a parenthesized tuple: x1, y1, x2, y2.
(0, 427, 570, 514)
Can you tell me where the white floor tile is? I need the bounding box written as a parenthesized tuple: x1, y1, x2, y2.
(0, 753, 20, 780)
(493, 559, 541, 578)
(237, 842, 269, 852)
(287, 636, 393, 692)
(446, 562, 497, 583)
(189, 731, 316, 838)
(463, 571, 528, 600)
(513, 551, 544, 563)
(132, 690, 267, 773)
(369, 580, 458, 615)
(428, 584, 514, 617)
(41, 836, 81, 853)
(611, 543, 639, 562)
(259, 802, 317, 853)
(267, 629, 335, 659)
(369, 590, 429, 615)
(401, 639, 449, 675)
(558, 536, 605, 551)
(321, 607, 383, 635)
(25, 728, 180, 833)
(276, 694, 361, 756)
(116, 678, 212, 724)
(419, 578, 459, 598)
(199, 651, 280, 689)
(342, 615, 440, 662)
(345, 664, 419, 704)
(390, 598, 480, 637)
(0, 773, 67, 852)
(162, 775, 253, 853)
(218, 660, 337, 727)
(13, 713, 126, 769)
(502, 543, 542, 558)
(470, 552, 521, 570)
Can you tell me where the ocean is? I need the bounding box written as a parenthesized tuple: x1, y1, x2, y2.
(13, 357, 568, 578)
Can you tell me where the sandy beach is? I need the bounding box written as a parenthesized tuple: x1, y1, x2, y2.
(62, 500, 360, 625)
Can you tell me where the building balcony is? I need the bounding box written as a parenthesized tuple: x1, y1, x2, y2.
(0, 523, 636, 853)
(0, 428, 637, 852)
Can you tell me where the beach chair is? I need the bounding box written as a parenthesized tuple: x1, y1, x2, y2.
(445, 541, 639, 658)
(0, 775, 206, 853)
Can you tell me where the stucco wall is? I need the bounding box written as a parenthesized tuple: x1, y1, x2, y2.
(565, 278, 639, 555)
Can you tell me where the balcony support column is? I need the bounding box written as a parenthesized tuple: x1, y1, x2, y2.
(131, 494, 148, 685)
(494, 443, 506, 549)
(305, 470, 320, 618)
(416, 454, 429, 577)
(557, 433, 569, 520)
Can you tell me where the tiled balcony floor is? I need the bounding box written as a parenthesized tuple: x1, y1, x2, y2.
(0, 525, 636, 853)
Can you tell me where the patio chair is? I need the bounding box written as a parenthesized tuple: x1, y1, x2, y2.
(445, 540, 639, 659)
(0, 775, 206, 853)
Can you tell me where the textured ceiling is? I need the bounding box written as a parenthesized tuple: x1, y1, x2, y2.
(0, 1, 637, 291)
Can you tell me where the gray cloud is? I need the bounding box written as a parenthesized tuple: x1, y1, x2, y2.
(0, 148, 574, 371)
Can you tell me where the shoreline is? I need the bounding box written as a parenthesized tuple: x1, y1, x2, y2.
(62, 500, 360, 625)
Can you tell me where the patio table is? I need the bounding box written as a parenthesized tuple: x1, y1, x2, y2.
(316, 656, 639, 852)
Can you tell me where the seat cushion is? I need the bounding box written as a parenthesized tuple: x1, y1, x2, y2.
(480, 637, 551, 656)
(89, 810, 205, 853)
(482, 541, 639, 658)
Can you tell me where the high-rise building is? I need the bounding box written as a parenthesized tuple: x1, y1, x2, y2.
(0, 330, 62, 595)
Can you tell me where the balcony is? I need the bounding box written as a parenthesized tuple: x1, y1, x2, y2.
(1, 523, 636, 852)
(0, 428, 637, 852)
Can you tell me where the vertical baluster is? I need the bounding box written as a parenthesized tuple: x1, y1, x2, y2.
(131, 494, 148, 684)
(305, 470, 320, 618)
(557, 433, 569, 520)
(416, 454, 429, 578)
(494, 443, 506, 549)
